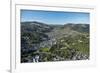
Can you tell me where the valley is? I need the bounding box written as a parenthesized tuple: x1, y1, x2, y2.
(21, 21, 89, 63)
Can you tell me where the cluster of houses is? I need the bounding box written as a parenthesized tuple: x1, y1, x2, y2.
(39, 38, 57, 48)
(32, 55, 40, 62)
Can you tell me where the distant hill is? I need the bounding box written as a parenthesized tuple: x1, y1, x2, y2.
(63, 23, 89, 33)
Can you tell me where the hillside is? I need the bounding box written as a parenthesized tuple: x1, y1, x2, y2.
(21, 21, 89, 63)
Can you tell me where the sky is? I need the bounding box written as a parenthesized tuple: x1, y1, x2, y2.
(21, 10, 90, 24)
